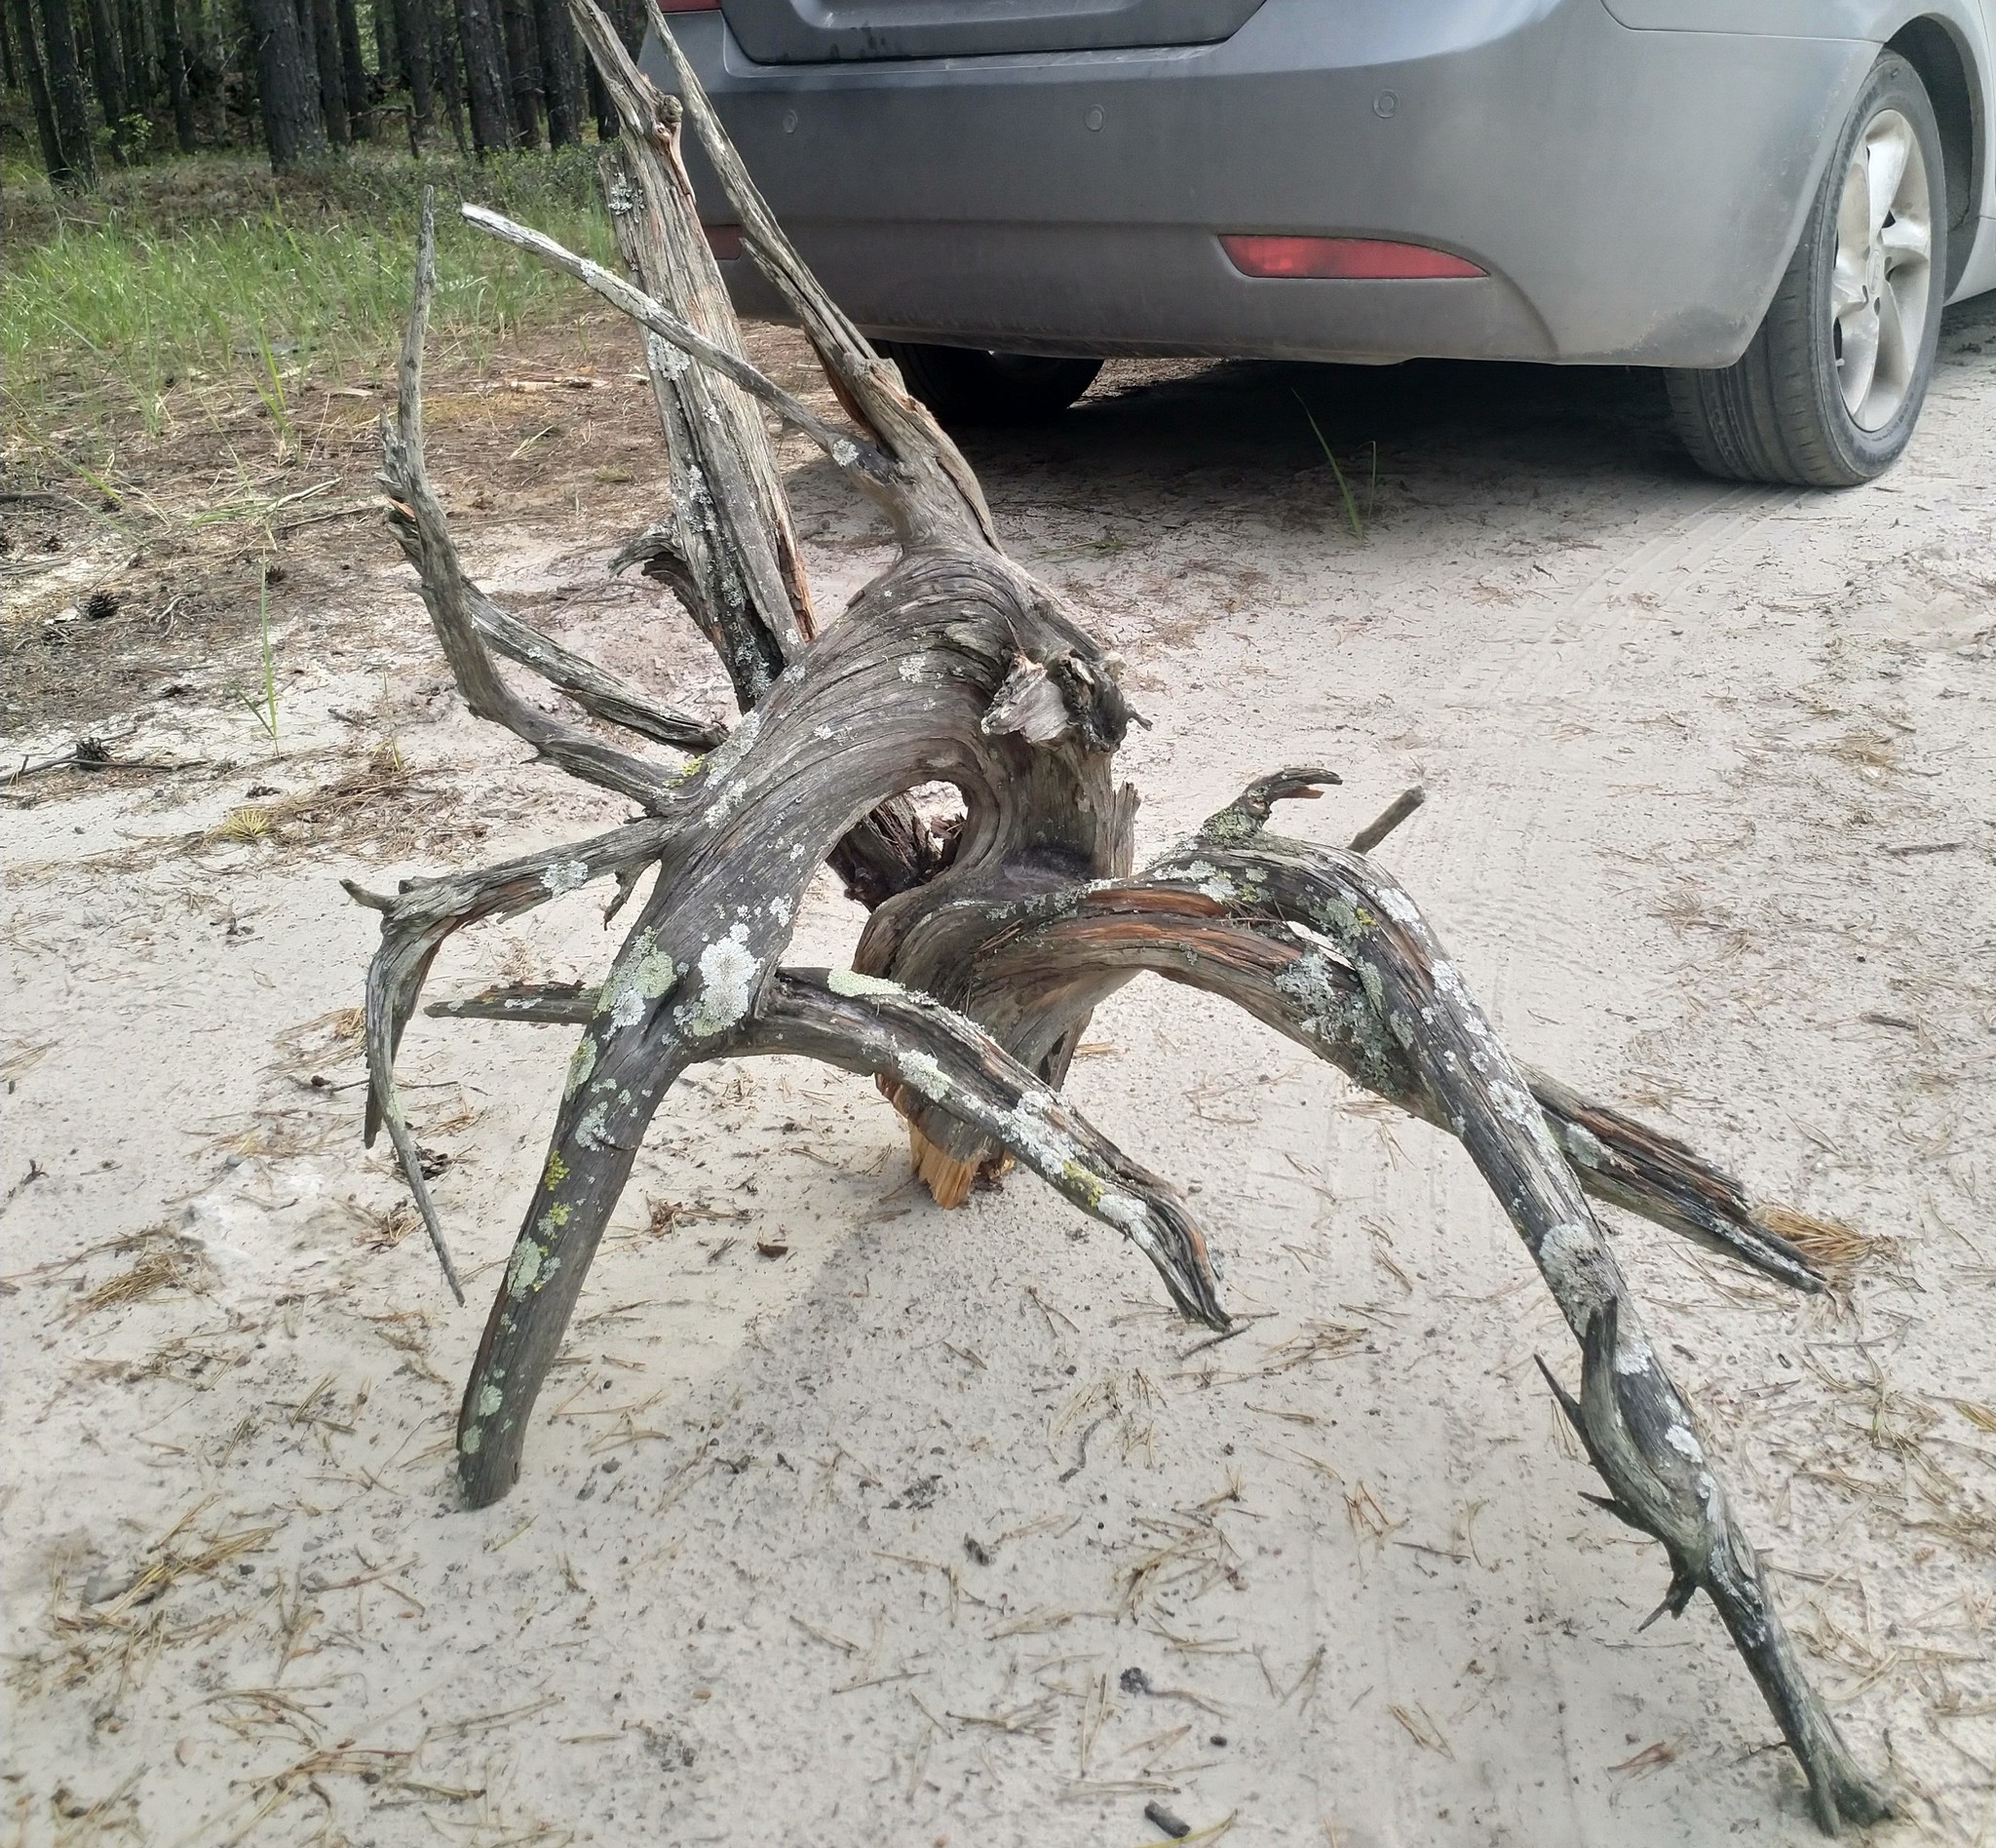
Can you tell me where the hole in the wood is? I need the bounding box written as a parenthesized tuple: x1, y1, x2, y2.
(903, 779, 967, 840)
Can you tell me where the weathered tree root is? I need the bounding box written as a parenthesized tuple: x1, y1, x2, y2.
(340, 2, 1895, 1829)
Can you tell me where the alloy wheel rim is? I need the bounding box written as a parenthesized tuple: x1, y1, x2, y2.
(1830, 107, 1933, 432)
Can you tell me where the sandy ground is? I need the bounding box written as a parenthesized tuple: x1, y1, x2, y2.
(5, 302, 1995, 1848)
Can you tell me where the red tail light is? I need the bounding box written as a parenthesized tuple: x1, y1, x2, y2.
(1220, 235, 1485, 280)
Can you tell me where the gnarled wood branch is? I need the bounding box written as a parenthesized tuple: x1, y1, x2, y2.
(337, 8, 1897, 1829)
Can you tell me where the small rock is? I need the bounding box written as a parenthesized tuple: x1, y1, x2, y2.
(82, 1566, 131, 1604)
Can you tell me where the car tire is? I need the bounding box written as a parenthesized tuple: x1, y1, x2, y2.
(878, 342, 1103, 426)
(1668, 52, 1947, 487)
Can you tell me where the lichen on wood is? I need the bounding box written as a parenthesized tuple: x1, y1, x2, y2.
(344, 3, 1895, 1830)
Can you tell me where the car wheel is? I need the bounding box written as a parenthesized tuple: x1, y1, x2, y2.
(878, 342, 1103, 426)
(1668, 52, 1947, 487)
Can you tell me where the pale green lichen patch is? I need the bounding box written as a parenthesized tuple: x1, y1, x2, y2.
(680, 924, 759, 1038)
(1096, 1191, 1148, 1235)
(999, 1092, 1070, 1174)
(1276, 947, 1400, 1090)
(1274, 949, 1339, 1012)
(1155, 856, 1236, 903)
(1616, 1323, 1660, 1378)
(476, 1384, 504, 1419)
(897, 1049, 949, 1099)
(1535, 1219, 1595, 1299)
(599, 928, 681, 1031)
(505, 1240, 547, 1298)
(460, 1426, 481, 1454)
(1359, 964, 1386, 1016)
(701, 709, 760, 786)
(1491, 1079, 1538, 1130)
(563, 1033, 598, 1100)
(1431, 961, 1491, 1039)
(1307, 891, 1366, 943)
(1562, 1122, 1605, 1170)
(1198, 810, 1262, 846)
(827, 968, 904, 999)
(1376, 884, 1423, 927)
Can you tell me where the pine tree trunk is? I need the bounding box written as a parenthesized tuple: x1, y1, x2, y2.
(452, 0, 506, 154)
(193, 0, 227, 141)
(499, 0, 536, 145)
(526, 0, 571, 145)
(115, 0, 146, 109)
(7, 0, 72, 180)
(432, 0, 466, 151)
(161, 0, 197, 147)
(371, 0, 395, 85)
(1, 1, 19, 86)
(246, 0, 326, 167)
(400, 0, 431, 133)
(113, 0, 143, 111)
(304, 0, 345, 143)
(82, 0, 130, 157)
(41, 0, 97, 179)
(334, 0, 366, 135)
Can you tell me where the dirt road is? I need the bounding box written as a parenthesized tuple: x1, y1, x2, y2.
(5, 303, 1993, 1847)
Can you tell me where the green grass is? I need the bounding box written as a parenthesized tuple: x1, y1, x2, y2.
(239, 562, 282, 750)
(1, 145, 621, 437)
(1296, 391, 1373, 542)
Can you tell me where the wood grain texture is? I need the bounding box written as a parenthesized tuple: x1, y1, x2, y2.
(339, 9, 1894, 1828)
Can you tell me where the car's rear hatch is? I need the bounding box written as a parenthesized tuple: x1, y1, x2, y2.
(718, 0, 1267, 63)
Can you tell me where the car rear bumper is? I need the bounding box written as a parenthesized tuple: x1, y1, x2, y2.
(644, 0, 1875, 366)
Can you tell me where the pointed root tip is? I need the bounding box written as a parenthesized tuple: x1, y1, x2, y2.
(1534, 1352, 1583, 1428)
(1636, 1572, 1696, 1632)
(410, 1187, 465, 1302)
(342, 878, 394, 912)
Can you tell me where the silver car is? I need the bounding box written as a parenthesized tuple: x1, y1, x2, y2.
(644, 0, 1996, 486)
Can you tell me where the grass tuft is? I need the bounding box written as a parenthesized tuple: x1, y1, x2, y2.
(2, 146, 618, 437)
(1295, 391, 1368, 541)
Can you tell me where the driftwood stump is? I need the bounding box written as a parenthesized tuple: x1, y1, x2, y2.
(347, 3, 1896, 1830)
